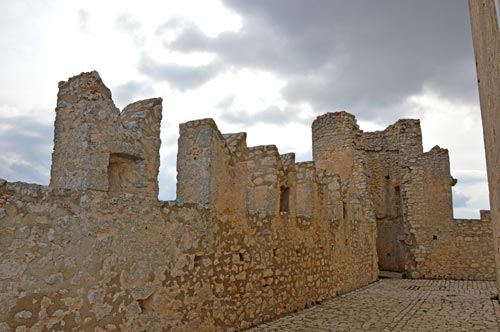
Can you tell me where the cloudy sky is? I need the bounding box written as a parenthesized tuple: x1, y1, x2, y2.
(0, 0, 490, 218)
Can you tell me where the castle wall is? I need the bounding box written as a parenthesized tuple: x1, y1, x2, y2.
(0, 72, 379, 332)
(0, 182, 220, 332)
(0, 68, 496, 331)
(469, 0, 500, 291)
(318, 111, 495, 281)
(416, 211, 496, 281)
(0, 171, 378, 331)
(400, 147, 495, 280)
(362, 134, 405, 271)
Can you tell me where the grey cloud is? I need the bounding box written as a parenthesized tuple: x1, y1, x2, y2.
(158, 16, 212, 50)
(219, 105, 312, 126)
(164, 0, 477, 121)
(112, 80, 155, 109)
(116, 14, 145, 45)
(77, 8, 89, 34)
(138, 54, 224, 90)
(155, 15, 191, 36)
(0, 116, 53, 185)
(215, 95, 236, 110)
(452, 171, 488, 185)
(168, 18, 321, 74)
(452, 191, 471, 208)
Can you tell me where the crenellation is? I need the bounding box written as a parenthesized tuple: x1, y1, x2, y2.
(244, 145, 281, 216)
(222, 132, 247, 154)
(176, 117, 238, 211)
(179, 117, 220, 131)
(0, 71, 496, 331)
(295, 162, 320, 221)
(280, 153, 295, 170)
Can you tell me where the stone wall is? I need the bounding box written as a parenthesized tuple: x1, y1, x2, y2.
(0, 72, 378, 332)
(312, 112, 495, 280)
(51, 72, 162, 197)
(469, 0, 500, 292)
(415, 211, 495, 280)
(0, 69, 496, 331)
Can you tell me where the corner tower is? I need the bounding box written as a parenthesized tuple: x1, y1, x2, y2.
(312, 111, 362, 177)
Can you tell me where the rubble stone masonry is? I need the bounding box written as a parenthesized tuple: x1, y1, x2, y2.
(0, 71, 495, 331)
(469, 0, 500, 294)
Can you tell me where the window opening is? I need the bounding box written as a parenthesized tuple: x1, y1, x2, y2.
(279, 186, 290, 212)
(108, 153, 139, 193)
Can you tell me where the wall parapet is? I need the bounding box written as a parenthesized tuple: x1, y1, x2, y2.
(0, 70, 495, 331)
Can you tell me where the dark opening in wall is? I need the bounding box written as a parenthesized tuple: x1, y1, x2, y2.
(394, 185, 401, 198)
(394, 185, 402, 214)
(433, 235, 438, 240)
(108, 153, 139, 193)
(280, 186, 290, 212)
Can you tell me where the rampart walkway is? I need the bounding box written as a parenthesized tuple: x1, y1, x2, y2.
(248, 279, 500, 332)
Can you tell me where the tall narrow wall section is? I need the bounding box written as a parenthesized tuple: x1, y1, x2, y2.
(469, 0, 500, 293)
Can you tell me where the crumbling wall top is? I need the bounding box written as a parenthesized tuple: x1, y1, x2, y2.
(50, 71, 162, 197)
(222, 132, 247, 154)
(312, 111, 358, 128)
(179, 118, 219, 133)
(57, 71, 116, 110)
(280, 153, 296, 172)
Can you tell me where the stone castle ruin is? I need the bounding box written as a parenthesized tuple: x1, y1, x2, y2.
(0, 71, 495, 331)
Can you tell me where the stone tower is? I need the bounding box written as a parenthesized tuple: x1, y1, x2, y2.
(312, 111, 362, 177)
(50, 71, 162, 197)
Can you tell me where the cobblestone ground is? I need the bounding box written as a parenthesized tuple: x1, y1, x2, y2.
(247, 279, 500, 332)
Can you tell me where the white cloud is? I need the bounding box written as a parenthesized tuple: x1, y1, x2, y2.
(0, 0, 491, 218)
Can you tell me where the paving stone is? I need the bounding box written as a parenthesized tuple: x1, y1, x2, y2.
(247, 279, 500, 332)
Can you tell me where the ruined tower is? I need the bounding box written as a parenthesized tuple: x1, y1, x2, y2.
(0, 71, 495, 331)
(312, 111, 361, 177)
(50, 71, 162, 197)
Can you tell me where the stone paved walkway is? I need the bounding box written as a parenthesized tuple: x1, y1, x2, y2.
(247, 279, 500, 332)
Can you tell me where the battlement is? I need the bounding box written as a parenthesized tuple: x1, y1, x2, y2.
(50, 71, 162, 197)
(312, 111, 358, 127)
(56, 71, 115, 106)
(0, 71, 495, 331)
(179, 117, 219, 132)
(222, 132, 247, 153)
